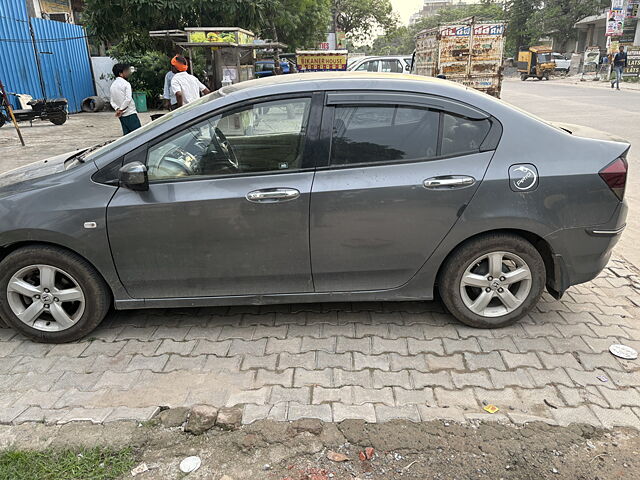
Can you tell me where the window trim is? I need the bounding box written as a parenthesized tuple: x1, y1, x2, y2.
(144, 92, 322, 185)
(318, 93, 502, 170)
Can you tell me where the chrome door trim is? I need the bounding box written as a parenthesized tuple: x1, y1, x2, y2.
(423, 176, 476, 190)
(246, 188, 301, 203)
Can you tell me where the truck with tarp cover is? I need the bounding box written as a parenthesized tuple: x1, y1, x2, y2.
(413, 19, 506, 97)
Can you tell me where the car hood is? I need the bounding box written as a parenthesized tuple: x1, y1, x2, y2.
(0, 150, 83, 190)
(549, 121, 629, 144)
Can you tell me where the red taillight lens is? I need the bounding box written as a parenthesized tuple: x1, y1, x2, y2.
(599, 156, 628, 201)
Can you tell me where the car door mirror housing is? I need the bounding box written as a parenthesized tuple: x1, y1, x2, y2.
(119, 161, 149, 191)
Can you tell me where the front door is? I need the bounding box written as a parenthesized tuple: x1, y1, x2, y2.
(310, 95, 498, 292)
(107, 96, 316, 299)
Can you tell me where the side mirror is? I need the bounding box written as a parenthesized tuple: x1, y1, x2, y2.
(119, 161, 148, 191)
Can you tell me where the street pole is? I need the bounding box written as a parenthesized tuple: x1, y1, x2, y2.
(0, 80, 26, 147)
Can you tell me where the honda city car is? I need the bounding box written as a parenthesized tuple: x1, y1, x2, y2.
(0, 72, 628, 342)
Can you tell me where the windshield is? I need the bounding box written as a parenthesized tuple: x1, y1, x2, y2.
(84, 89, 225, 162)
(256, 62, 274, 73)
(537, 53, 551, 63)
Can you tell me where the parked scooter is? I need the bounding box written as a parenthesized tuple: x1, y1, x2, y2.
(0, 93, 68, 128)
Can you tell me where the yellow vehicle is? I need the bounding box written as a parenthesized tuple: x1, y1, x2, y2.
(517, 46, 555, 81)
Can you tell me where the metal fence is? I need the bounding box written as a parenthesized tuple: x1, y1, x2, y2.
(0, 0, 95, 113)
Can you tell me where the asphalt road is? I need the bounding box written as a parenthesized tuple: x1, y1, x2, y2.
(501, 78, 640, 268)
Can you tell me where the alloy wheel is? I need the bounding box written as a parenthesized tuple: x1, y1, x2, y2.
(6, 264, 85, 332)
(459, 251, 532, 318)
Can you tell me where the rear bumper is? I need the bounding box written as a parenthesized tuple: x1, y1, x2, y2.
(545, 201, 627, 295)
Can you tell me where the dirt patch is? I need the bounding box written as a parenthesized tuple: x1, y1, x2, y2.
(1, 419, 638, 480)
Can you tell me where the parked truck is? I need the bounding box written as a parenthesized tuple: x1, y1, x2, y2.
(413, 18, 506, 98)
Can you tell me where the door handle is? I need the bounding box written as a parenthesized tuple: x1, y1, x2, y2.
(423, 176, 476, 190)
(246, 188, 300, 203)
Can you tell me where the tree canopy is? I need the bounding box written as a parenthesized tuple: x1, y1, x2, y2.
(84, 0, 330, 52)
(334, 0, 398, 42)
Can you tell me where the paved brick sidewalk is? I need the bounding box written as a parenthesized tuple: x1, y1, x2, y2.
(1, 258, 639, 429)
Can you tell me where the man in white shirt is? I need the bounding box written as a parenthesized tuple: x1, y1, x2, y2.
(170, 55, 210, 107)
(109, 63, 141, 135)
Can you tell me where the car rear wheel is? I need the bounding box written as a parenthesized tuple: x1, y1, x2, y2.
(0, 246, 110, 343)
(439, 234, 545, 328)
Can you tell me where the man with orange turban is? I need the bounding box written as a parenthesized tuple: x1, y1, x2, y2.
(170, 55, 211, 107)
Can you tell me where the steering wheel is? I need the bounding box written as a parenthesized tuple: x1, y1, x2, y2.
(213, 127, 239, 170)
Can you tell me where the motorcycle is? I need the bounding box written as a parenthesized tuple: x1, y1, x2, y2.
(0, 93, 68, 128)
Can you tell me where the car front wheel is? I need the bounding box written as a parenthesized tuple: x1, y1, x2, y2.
(439, 234, 546, 328)
(0, 245, 110, 342)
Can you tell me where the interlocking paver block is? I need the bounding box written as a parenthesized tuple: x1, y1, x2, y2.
(423, 325, 459, 339)
(278, 352, 315, 370)
(336, 337, 371, 354)
(294, 368, 332, 388)
(16, 372, 63, 392)
(489, 369, 534, 389)
(312, 386, 352, 404)
(301, 336, 335, 353)
(410, 371, 454, 389)
(452, 371, 493, 389)
(551, 405, 601, 427)
(501, 351, 542, 369)
(372, 370, 411, 389)
(353, 386, 394, 405)
(164, 354, 205, 372)
(478, 337, 518, 353)
(435, 387, 478, 409)
(57, 408, 113, 424)
(548, 337, 592, 353)
(288, 402, 332, 422)
(106, 406, 160, 422)
(219, 325, 255, 341)
(126, 354, 169, 372)
(15, 389, 64, 409)
(556, 385, 609, 408)
(241, 354, 278, 371)
(425, 353, 464, 371)
(525, 367, 573, 388)
(253, 325, 288, 340)
(227, 387, 271, 406)
(576, 352, 625, 371)
(393, 387, 435, 406)
(537, 352, 581, 370)
(333, 403, 376, 422)
(265, 337, 301, 355)
(150, 326, 189, 341)
(119, 340, 162, 356)
(388, 324, 424, 339)
(242, 403, 287, 424)
(270, 386, 310, 404)
(464, 352, 506, 371)
(255, 369, 294, 387)
(14, 407, 65, 425)
(322, 324, 356, 338)
(371, 337, 408, 355)
(46, 343, 89, 357)
(333, 369, 372, 388)
(94, 371, 140, 391)
(603, 368, 640, 387)
(591, 406, 640, 428)
(184, 325, 222, 340)
(202, 355, 242, 373)
(443, 338, 480, 354)
(389, 353, 427, 371)
(115, 326, 158, 342)
(597, 386, 640, 408)
(407, 338, 444, 355)
(156, 339, 196, 355)
(191, 340, 231, 356)
(355, 323, 389, 338)
(316, 351, 352, 369)
(12, 356, 58, 374)
(353, 353, 391, 371)
(80, 341, 124, 357)
(228, 339, 267, 356)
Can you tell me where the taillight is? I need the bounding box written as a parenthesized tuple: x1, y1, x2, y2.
(599, 156, 628, 201)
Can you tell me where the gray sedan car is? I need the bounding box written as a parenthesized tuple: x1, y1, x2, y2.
(0, 73, 628, 342)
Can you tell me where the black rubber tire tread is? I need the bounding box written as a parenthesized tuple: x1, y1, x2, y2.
(49, 113, 67, 125)
(0, 245, 111, 343)
(438, 233, 546, 329)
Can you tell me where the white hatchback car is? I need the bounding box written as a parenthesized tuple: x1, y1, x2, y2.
(348, 56, 412, 73)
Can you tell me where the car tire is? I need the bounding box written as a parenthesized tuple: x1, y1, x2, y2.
(49, 112, 67, 125)
(438, 233, 546, 329)
(0, 245, 111, 343)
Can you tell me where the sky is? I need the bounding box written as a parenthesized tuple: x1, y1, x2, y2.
(391, 0, 424, 25)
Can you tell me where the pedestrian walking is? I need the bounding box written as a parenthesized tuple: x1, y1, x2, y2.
(611, 46, 627, 90)
(110, 63, 141, 135)
(170, 55, 210, 107)
(162, 67, 177, 110)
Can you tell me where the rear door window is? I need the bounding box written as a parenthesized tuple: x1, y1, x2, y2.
(441, 113, 491, 157)
(355, 60, 380, 72)
(381, 59, 403, 73)
(331, 105, 439, 165)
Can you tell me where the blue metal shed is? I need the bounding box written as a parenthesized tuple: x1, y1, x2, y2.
(0, 0, 95, 113)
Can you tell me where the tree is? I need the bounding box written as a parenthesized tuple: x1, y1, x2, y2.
(84, 0, 330, 52)
(334, 0, 398, 42)
(504, 0, 542, 55)
(529, 0, 607, 51)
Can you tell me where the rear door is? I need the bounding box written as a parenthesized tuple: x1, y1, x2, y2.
(310, 92, 501, 292)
